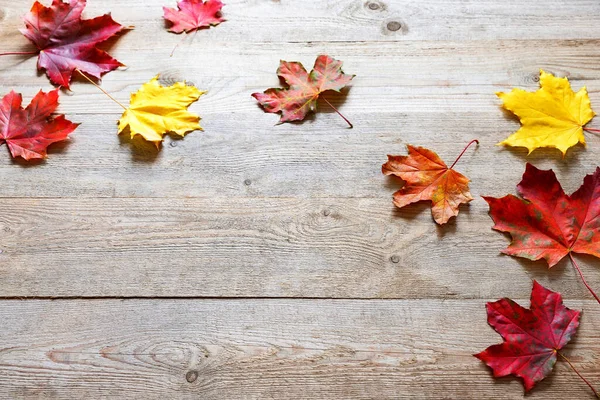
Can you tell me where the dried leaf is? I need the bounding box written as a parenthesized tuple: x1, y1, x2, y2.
(382, 144, 475, 224)
(498, 70, 595, 155)
(475, 281, 580, 392)
(118, 76, 205, 144)
(0, 89, 78, 160)
(163, 0, 225, 33)
(484, 163, 600, 267)
(252, 55, 354, 124)
(21, 0, 129, 88)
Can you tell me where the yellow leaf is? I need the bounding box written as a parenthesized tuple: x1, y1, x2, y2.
(118, 76, 205, 143)
(497, 70, 595, 155)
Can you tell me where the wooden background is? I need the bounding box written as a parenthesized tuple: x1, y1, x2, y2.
(1, 0, 600, 398)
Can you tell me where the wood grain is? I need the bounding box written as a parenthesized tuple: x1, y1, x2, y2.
(1, 197, 600, 299)
(0, 299, 598, 399)
(1, 0, 600, 44)
(1, 0, 600, 398)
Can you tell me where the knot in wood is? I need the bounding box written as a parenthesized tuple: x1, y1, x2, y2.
(186, 370, 199, 383)
(367, 2, 381, 10)
(387, 21, 402, 31)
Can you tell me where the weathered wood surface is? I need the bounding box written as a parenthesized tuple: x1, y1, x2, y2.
(0, 299, 598, 399)
(2, 0, 600, 43)
(2, 197, 600, 299)
(1, 0, 600, 398)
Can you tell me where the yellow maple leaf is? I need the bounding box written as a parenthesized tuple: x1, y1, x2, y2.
(497, 70, 595, 155)
(118, 76, 205, 143)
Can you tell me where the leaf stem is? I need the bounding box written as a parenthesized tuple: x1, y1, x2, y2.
(557, 351, 600, 398)
(569, 253, 600, 305)
(584, 127, 600, 134)
(450, 139, 479, 169)
(76, 69, 127, 111)
(322, 97, 352, 128)
(0, 51, 38, 56)
(171, 29, 199, 57)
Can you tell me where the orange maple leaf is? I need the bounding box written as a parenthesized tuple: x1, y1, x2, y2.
(382, 141, 478, 224)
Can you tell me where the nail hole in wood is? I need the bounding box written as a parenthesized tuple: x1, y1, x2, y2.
(244, 179, 252, 186)
(390, 255, 400, 263)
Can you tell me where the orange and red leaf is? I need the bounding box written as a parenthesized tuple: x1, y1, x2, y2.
(252, 55, 354, 123)
(484, 163, 600, 267)
(382, 145, 473, 224)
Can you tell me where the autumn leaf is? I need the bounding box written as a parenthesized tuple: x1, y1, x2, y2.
(382, 141, 478, 225)
(484, 163, 600, 304)
(3, 0, 130, 88)
(498, 70, 595, 155)
(163, 0, 225, 33)
(475, 281, 597, 395)
(0, 89, 79, 160)
(252, 55, 355, 127)
(118, 76, 205, 144)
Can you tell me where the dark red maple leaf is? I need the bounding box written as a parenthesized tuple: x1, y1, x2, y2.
(484, 163, 600, 304)
(0, 89, 79, 160)
(19, 0, 128, 88)
(163, 0, 225, 33)
(475, 281, 584, 392)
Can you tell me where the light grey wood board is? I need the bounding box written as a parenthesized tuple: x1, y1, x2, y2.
(1, 40, 600, 111)
(2, 0, 600, 43)
(0, 111, 599, 198)
(1, 197, 599, 298)
(0, 299, 598, 399)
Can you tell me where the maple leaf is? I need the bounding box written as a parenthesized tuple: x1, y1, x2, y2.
(498, 70, 595, 156)
(118, 76, 205, 144)
(163, 0, 225, 33)
(18, 0, 129, 88)
(252, 55, 355, 127)
(0, 89, 78, 160)
(475, 281, 583, 393)
(484, 163, 600, 304)
(382, 141, 477, 224)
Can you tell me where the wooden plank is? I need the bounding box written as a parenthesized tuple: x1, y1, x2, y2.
(1, 197, 599, 299)
(1, 40, 600, 108)
(0, 110, 599, 198)
(0, 299, 598, 399)
(1, 0, 600, 44)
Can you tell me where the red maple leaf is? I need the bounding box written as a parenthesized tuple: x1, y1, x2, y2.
(163, 0, 225, 33)
(0, 89, 79, 160)
(19, 0, 128, 88)
(252, 55, 355, 127)
(484, 163, 600, 304)
(475, 281, 584, 393)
